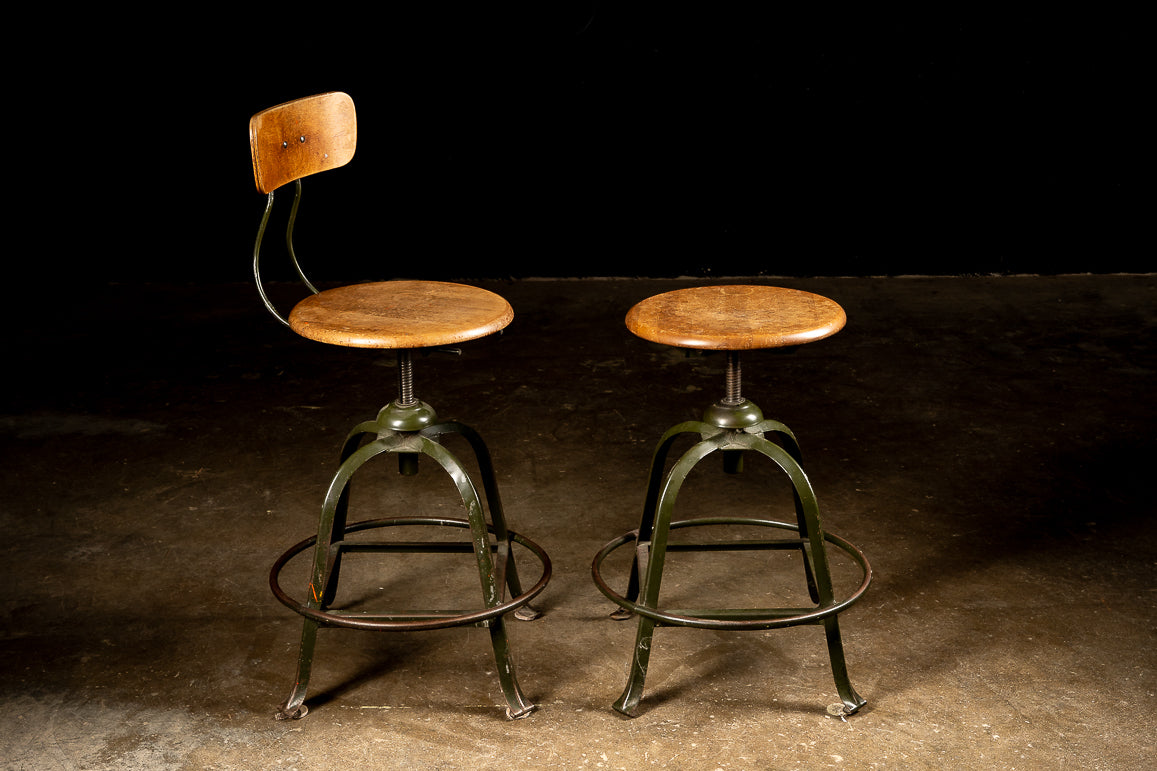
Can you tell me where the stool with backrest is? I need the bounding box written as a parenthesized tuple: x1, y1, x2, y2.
(592, 284, 871, 717)
(250, 92, 550, 720)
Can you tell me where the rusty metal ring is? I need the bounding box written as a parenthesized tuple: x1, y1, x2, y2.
(592, 516, 870, 631)
(271, 516, 552, 632)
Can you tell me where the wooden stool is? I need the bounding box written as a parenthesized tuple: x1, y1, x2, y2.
(250, 93, 550, 720)
(592, 285, 871, 717)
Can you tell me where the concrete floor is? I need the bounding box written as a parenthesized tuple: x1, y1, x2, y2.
(1, 275, 1154, 769)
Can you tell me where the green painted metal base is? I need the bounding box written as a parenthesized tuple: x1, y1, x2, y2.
(592, 411, 871, 717)
(270, 410, 551, 721)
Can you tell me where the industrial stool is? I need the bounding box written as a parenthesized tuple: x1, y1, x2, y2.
(250, 92, 550, 720)
(592, 285, 871, 717)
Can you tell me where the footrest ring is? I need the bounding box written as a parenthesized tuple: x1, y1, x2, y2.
(591, 516, 870, 631)
(271, 516, 552, 632)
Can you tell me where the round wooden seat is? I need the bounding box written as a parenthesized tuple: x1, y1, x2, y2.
(625, 285, 846, 350)
(288, 280, 514, 349)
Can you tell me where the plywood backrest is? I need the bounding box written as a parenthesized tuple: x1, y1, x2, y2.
(249, 92, 357, 194)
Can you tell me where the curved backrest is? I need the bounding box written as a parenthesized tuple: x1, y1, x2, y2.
(249, 92, 357, 194)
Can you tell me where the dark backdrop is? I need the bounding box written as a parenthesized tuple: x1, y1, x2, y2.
(30, 5, 1147, 283)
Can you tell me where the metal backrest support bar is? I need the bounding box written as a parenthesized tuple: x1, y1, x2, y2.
(252, 192, 289, 326)
(249, 92, 357, 327)
(285, 181, 320, 296)
(253, 182, 321, 327)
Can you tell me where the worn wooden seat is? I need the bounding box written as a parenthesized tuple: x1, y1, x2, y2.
(595, 283, 870, 718)
(249, 92, 548, 722)
(625, 284, 846, 350)
(288, 280, 513, 349)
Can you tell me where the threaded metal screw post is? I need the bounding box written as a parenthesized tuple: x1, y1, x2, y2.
(397, 350, 417, 407)
(722, 351, 743, 405)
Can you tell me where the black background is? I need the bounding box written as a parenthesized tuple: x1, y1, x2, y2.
(27, 4, 1148, 284)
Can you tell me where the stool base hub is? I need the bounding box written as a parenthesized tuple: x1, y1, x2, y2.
(702, 398, 764, 429)
(377, 399, 438, 432)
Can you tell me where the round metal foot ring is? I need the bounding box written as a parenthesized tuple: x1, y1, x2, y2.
(271, 516, 552, 631)
(592, 516, 870, 630)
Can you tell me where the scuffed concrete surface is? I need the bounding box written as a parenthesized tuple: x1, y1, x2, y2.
(2, 276, 1153, 769)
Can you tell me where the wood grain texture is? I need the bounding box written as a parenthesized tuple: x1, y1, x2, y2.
(625, 285, 846, 350)
(288, 280, 514, 349)
(249, 92, 357, 194)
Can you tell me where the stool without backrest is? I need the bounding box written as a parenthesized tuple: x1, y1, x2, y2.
(250, 92, 550, 720)
(592, 284, 871, 717)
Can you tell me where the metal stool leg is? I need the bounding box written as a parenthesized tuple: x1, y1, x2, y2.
(613, 435, 719, 716)
(419, 432, 536, 718)
(757, 419, 821, 603)
(745, 431, 866, 714)
(824, 616, 866, 715)
(276, 436, 397, 720)
(611, 421, 706, 619)
(276, 617, 320, 720)
(320, 418, 383, 607)
(425, 421, 541, 621)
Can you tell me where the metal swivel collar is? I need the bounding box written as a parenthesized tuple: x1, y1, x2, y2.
(703, 351, 764, 429)
(377, 350, 439, 432)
